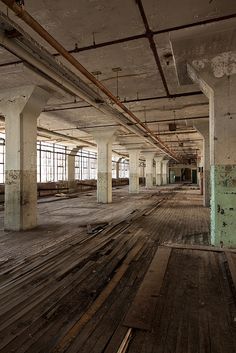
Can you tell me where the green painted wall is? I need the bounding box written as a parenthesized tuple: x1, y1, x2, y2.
(211, 165, 236, 246)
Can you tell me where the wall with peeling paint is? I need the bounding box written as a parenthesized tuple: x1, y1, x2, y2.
(211, 165, 236, 246)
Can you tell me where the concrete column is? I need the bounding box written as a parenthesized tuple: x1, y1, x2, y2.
(116, 158, 122, 179)
(154, 156, 164, 186)
(68, 147, 80, 193)
(152, 165, 155, 185)
(162, 160, 169, 185)
(143, 152, 155, 188)
(196, 143, 204, 191)
(195, 122, 210, 207)
(188, 65, 236, 246)
(91, 128, 116, 203)
(0, 86, 50, 230)
(128, 150, 140, 193)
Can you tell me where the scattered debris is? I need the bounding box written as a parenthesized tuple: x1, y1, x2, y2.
(87, 222, 109, 235)
(117, 328, 133, 353)
(55, 193, 67, 197)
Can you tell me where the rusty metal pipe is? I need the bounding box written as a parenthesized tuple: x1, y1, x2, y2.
(0, 0, 179, 160)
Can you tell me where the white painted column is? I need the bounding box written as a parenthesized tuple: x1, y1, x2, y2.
(196, 142, 204, 191)
(154, 156, 164, 186)
(188, 64, 236, 246)
(116, 158, 122, 179)
(162, 160, 169, 185)
(68, 147, 80, 192)
(91, 128, 116, 203)
(143, 152, 155, 188)
(0, 86, 50, 230)
(195, 122, 210, 207)
(128, 149, 140, 193)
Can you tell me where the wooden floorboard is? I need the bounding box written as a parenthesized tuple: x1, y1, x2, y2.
(126, 249, 236, 353)
(123, 246, 171, 331)
(0, 186, 235, 353)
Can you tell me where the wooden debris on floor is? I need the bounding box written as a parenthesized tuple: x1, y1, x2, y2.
(0, 187, 234, 353)
(123, 246, 171, 331)
(123, 247, 236, 353)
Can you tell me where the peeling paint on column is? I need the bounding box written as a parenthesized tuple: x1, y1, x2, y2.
(211, 165, 236, 247)
(5, 170, 37, 231)
(129, 173, 139, 193)
(5, 170, 21, 185)
(162, 173, 168, 185)
(97, 172, 112, 203)
(211, 52, 236, 78)
(192, 52, 236, 78)
(156, 174, 162, 186)
(204, 169, 211, 207)
(145, 173, 153, 189)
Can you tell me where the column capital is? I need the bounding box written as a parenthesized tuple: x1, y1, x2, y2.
(68, 146, 82, 156)
(154, 156, 164, 163)
(142, 151, 156, 159)
(194, 121, 209, 139)
(0, 85, 51, 117)
(128, 149, 141, 157)
(126, 147, 142, 152)
(90, 127, 117, 143)
(170, 26, 236, 88)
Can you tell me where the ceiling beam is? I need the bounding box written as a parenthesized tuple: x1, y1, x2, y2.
(0, 12, 235, 68)
(43, 91, 204, 112)
(0, 4, 179, 161)
(135, 0, 170, 96)
(49, 115, 208, 132)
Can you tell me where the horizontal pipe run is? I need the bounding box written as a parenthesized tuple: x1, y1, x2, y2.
(0, 32, 160, 154)
(0, 14, 234, 60)
(48, 115, 208, 132)
(43, 92, 204, 112)
(0, 12, 235, 67)
(0, 0, 179, 161)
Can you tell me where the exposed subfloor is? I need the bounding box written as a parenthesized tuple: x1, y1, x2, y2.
(0, 185, 235, 353)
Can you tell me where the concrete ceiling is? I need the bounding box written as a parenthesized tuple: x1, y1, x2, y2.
(0, 0, 235, 161)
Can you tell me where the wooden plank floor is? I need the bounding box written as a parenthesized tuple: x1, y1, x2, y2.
(0, 185, 234, 353)
(125, 248, 236, 353)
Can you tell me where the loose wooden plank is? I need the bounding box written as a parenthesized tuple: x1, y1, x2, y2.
(164, 243, 236, 253)
(123, 246, 171, 331)
(117, 328, 132, 353)
(51, 235, 146, 353)
(0, 188, 214, 353)
(65, 245, 154, 353)
(0, 232, 142, 352)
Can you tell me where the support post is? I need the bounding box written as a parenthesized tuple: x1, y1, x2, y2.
(68, 147, 81, 193)
(188, 65, 236, 246)
(196, 143, 204, 192)
(0, 86, 50, 230)
(195, 122, 210, 207)
(154, 156, 164, 186)
(170, 26, 236, 245)
(116, 158, 122, 179)
(128, 149, 140, 193)
(143, 152, 155, 189)
(91, 128, 116, 203)
(162, 160, 169, 185)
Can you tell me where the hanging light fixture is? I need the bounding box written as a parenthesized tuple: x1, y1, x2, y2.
(112, 67, 122, 100)
(169, 110, 177, 131)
